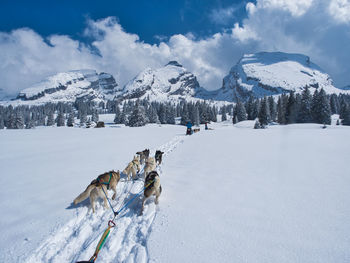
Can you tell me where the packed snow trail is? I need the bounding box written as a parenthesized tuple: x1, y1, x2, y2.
(25, 134, 186, 263)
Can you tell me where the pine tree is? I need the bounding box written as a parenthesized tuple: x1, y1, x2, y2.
(298, 87, 312, 123)
(166, 105, 176, 124)
(221, 106, 227, 121)
(26, 118, 35, 129)
(251, 99, 260, 120)
(221, 108, 227, 121)
(194, 106, 200, 126)
(92, 109, 99, 123)
(181, 103, 190, 126)
(235, 100, 247, 122)
(330, 94, 339, 114)
(13, 112, 24, 129)
(285, 92, 298, 124)
(0, 116, 4, 129)
(146, 105, 157, 123)
(277, 94, 287, 124)
(56, 112, 65, 127)
(47, 112, 55, 126)
(246, 97, 254, 120)
(342, 104, 350, 126)
(339, 96, 348, 119)
(232, 115, 238, 124)
(268, 96, 277, 122)
(158, 104, 167, 124)
(79, 111, 87, 127)
(311, 89, 331, 124)
(211, 106, 217, 122)
(7, 113, 16, 129)
(128, 102, 147, 127)
(258, 97, 270, 127)
(311, 89, 320, 122)
(67, 112, 75, 127)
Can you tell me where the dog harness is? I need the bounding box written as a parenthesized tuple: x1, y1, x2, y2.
(97, 172, 113, 190)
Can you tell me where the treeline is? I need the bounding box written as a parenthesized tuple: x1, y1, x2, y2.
(221, 87, 350, 127)
(116, 100, 217, 127)
(0, 99, 218, 129)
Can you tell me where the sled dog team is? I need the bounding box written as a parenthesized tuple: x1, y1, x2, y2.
(73, 149, 164, 214)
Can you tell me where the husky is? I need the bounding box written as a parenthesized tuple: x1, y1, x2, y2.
(73, 170, 120, 213)
(155, 150, 164, 165)
(123, 155, 141, 180)
(141, 171, 162, 215)
(144, 157, 157, 178)
(136, 149, 150, 165)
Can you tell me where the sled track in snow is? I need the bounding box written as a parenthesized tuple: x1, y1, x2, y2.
(25, 135, 186, 263)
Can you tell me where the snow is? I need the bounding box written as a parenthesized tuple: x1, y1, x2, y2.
(216, 52, 350, 101)
(1, 70, 118, 106)
(148, 122, 350, 263)
(1, 118, 350, 262)
(120, 62, 216, 104)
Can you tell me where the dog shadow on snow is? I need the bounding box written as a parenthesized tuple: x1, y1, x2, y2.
(66, 198, 90, 210)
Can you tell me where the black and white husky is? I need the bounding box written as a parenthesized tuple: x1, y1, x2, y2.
(141, 171, 162, 214)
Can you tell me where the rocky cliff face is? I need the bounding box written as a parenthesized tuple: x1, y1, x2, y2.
(213, 52, 345, 102)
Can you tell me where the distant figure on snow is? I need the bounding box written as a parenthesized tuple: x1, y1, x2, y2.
(205, 122, 208, 130)
(186, 121, 193, 135)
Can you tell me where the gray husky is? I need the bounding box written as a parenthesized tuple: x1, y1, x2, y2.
(141, 171, 162, 214)
(136, 149, 150, 165)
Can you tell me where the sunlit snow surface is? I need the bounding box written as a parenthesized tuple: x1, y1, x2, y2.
(0, 117, 349, 262)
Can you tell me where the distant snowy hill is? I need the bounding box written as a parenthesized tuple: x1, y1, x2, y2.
(214, 52, 349, 102)
(2, 70, 119, 106)
(116, 61, 215, 103)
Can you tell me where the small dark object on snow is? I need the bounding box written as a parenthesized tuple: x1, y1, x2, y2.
(96, 121, 105, 128)
(322, 123, 327, 129)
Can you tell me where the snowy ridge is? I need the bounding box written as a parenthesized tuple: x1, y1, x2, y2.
(3, 70, 119, 106)
(118, 61, 215, 103)
(25, 135, 186, 263)
(214, 52, 350, 102)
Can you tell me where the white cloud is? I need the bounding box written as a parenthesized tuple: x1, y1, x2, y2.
(1, 1, 350, 98)
(209, 6, 237, 25)
(256, 0, 314, 16)
(329, 0, 350, 23)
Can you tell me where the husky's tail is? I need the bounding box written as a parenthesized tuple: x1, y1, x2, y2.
(73, 184, 95, 205)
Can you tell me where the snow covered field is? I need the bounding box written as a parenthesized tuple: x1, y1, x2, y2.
(1, 121, 350, 262)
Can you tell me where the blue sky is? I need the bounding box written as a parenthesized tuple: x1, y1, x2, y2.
(0, 0, 350, 97)
(0, 0, 251, 43)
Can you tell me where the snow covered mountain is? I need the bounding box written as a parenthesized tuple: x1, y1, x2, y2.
(6, 70, 119, 106)
(116, 61, 214, 103)
(214, 52, 348, 102)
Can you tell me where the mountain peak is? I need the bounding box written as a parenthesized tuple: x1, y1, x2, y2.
(165, 61, 183, 67)
(6, 70, 119, 105)
(213, 51, 343, 102)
